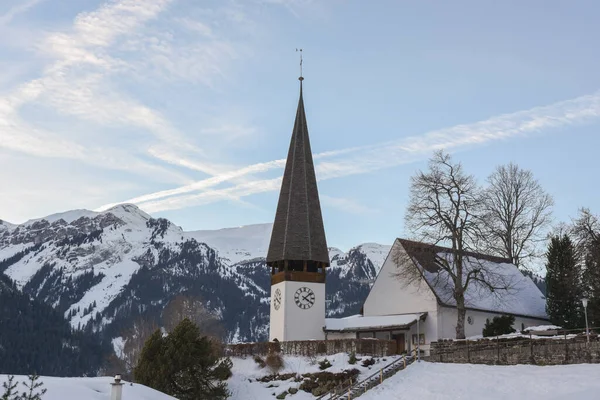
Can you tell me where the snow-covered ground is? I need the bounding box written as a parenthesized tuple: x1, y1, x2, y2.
(361, 362, 600, 400)
(5, 359, 600, 399)
(0, 376, 175, 400)
(229, 353, 400, 400)
(229, 354, 600, 400)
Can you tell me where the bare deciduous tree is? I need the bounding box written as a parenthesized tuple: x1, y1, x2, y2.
(400, 150, 513, 339)
(162, 295, 224, 340)
(571, 208, 600, 256)
(481, 163, 553, 269)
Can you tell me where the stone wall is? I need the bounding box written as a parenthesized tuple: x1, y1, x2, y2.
(226, 339, 396, 358)
(431, 335, 600, 365)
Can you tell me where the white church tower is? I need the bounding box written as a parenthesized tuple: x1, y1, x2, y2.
(267, 75, 329, 342)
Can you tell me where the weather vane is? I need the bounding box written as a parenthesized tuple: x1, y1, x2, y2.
(296, 48, 303, 80)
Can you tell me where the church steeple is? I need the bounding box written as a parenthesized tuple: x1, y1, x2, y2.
(267, 77, 329, 280)
(267, 74, 328, 342)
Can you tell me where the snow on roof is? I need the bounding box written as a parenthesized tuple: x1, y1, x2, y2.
(325, 313, 423, 332)
(0, 375, 175, 400)
(523, 325, 562, 332)
(399, 240, 548, 320)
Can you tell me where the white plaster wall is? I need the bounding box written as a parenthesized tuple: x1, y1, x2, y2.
(438, 306, 550, 339)
(273, 281, 326, 341)
(363, 241, 438, 317)
(327, 332, 357, 340)
(269, 282, 286, 341)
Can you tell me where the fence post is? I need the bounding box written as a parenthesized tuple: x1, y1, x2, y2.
(466, 340, 470, 363)
(497, 336, 500, 363)
(380, 368, 383, 383)
(530, 333, 533, 363)
(565, 332, 569, 364)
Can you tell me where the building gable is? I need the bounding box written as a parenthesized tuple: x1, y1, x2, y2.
(363, 240, 438, 317)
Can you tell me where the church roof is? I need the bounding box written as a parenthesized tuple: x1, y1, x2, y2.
(325, 313, 426, 332)
(397, 239, 548, 320)
(266, 80, 329, 264)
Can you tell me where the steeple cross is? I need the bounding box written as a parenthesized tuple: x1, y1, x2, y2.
(296, 48, 303, 81)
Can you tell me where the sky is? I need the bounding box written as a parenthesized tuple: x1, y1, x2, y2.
(1, 0, 600, 250)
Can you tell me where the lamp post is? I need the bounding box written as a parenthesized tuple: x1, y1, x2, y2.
(416, 314, 420, 362)
(582, 298, 590, 344)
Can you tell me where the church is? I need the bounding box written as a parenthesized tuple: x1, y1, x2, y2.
(265, 75, 549, 354)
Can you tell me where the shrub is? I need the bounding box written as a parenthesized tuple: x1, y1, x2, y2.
(482, 315, 516, 337)
(254, 355, 266, 368)
(318, 358, 332, 370)
(275, 390, 288, 399)
(266, 352, 285, 374)
(361, 357, 375, 367)
(299, 369, 360, 395)
(348, 352, 357, 365)
(257, 373, 296, 383)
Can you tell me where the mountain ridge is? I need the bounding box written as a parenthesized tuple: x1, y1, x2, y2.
(0, 204, 391, 343)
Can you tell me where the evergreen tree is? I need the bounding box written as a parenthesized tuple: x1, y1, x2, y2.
(19, 375, 46, 400)
(582, 239, 600, 327)
(1, 375, 19, 400)
(482, 315, 516, 337)
(545, 235, 582, 329)
(134, 318, 231, 400)
(132, 330, 166, 391)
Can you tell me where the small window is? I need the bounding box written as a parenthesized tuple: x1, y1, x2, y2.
(412, 333, 425, 345)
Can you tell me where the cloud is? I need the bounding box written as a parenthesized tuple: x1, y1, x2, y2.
(138, 177, 283, 213)
(113, 90, 600, 213)
(321, 195, 376, 215)
(0, 0, 44, 26)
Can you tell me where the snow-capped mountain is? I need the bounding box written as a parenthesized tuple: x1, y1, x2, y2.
(0, 205, 391, 343)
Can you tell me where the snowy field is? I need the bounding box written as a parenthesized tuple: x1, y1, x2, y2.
(229, 352, 400, 400)
(361, 362, 600, 400)
(0, 376, 175, 400)
(5, 358, 600, 399)
(229, 354, 600, 400)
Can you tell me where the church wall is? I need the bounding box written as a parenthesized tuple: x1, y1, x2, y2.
(363, 241, 438, 317)
(326, 332, 357, 340)
(274, 281, 326, 341)
(269, 282, 287, 341)
(438, 306, 550, 339)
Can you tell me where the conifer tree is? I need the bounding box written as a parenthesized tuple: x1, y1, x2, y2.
(1, 375, 19, 400)
(19, 375, 46, 400)
(134, 318, 231, 400)
(545, 235, 582, 329)
(583, 239, 600, 327)
(132, 329, 166, 390)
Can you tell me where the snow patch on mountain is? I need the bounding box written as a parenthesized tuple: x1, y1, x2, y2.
(188, 223, 272, 265)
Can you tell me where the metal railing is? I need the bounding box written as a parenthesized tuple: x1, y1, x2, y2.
(316, 355, 414, 400)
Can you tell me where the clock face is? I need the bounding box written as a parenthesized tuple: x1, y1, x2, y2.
(273, 288, 282, 311)
(294, 287, 315, 310)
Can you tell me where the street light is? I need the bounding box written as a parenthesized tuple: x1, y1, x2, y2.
(582, 298, 590, 344)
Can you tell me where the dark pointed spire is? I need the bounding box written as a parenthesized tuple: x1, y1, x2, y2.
(266, 78, 329, 265)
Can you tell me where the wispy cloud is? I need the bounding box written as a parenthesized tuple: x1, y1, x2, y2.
(0, 0, 252, 185)
(113, 90, 600, 213)
(321, 195, 376, 215)
(0, 0, 44, 26)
